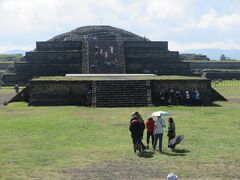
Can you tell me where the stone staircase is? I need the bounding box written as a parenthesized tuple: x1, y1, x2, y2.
(94, 80, 151, 107)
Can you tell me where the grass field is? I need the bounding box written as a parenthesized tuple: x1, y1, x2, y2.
(0, 83, 240, 179)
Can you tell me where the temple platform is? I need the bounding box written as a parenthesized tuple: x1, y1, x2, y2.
(28, 75, 213, 107)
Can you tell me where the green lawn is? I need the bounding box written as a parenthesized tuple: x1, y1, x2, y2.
(0, 83, 240, 179)
(0, 86, 15, 94)
(0, 86, 24, 95)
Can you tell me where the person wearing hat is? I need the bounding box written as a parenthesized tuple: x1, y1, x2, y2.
(167, 173, 178, 180)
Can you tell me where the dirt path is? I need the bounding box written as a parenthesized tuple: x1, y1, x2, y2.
(60, 159, 166, 180)
(227, 98, 240, 103)
(0, 92, 16, 107)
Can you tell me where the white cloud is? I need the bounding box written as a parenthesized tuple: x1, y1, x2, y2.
(0, 0, 239, 52)
(145, 0, 187, 19)
(174, 11, 240, 31)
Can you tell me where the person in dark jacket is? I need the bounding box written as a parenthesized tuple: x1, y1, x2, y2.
(167, 117, 176, 150)
(129, 116, 142, 153)
(130, 112, 146, 150)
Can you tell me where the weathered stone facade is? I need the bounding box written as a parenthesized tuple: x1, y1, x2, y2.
(2, 25, 227, 107)
(29, 78, 213, 107)
(29, 80, 91, 106)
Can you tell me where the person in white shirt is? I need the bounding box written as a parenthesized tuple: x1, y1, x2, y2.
(153, 116, 166, 152)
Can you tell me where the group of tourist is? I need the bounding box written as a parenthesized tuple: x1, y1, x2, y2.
(129, 112, 176, 153)
(159, 89, 201, 106)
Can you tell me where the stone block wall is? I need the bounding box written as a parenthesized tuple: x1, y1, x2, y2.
(2, 41, 83, 85)
(124, 41, 192, 75)
(0, 63, 13, 70)
(202, 71, 240, 80)
(189, 61, 240, 70)
(25, 51, 82, 63)
(27, 79, 215, 106)
(36, 41, 82, 51)
(2, 74, 33, 85)
(29, 80, 92, 106)
(189, 61, 240, 80)
(15, 63, 82, 76)
(124, 41, 168, 51)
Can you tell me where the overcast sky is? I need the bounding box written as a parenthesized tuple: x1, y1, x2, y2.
(0, 0, 240, 52)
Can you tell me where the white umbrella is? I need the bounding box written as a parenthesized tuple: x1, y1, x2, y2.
(151, 111, 171, 117)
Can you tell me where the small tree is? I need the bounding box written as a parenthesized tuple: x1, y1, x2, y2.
(220, 54, 227, 61)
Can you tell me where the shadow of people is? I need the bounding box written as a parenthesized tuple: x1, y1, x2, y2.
(137, 151, 154, 158)
(161, 151, 186, 157)
(160, 148, 190, 156)
(172, 149, 190, 154)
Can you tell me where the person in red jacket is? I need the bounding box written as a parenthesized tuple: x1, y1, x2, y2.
(146, 117, 155, 149)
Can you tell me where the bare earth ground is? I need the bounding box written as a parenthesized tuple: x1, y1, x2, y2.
(59, 159, 166, 180)
(227, 98, 240, 103)
(59, 157, 240, 180)
(0, 92, 15, 107)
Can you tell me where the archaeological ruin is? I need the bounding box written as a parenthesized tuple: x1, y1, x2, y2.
(2, 25, 226, 107)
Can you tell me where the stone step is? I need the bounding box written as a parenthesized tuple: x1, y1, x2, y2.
(14, 63, 82, 75)
(96, 100, 148, 104)
(95, 81, 147, 85)
(126, 69, 193, 75)
(96, 83, 147, 86)
(124, 41, 168, 49)
(96, 89, 147, 93)
(96, 93, 148, 97)
(96, 84, 147, 88)
(97, 90, 146, 93)
(126, 61, 189, 66)
(96, 87, 147, 91)
(96, 97, 148, 100)
(96, 101, 148, 105)
(96, 102, 148, 105)
(96, 91, 147, 94)
(125, 47, 169, 55)
(36, 41, 82, 51)
(96, 101, 148, 107)
(96, 104, 147, 107)
(125, 52, 179, 58)
(25, 51, 82, 63)
(94, 80, 149, 107)
(96, 96, 147, 99)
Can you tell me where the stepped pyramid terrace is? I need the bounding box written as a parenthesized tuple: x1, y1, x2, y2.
(2, 25, 192, 85)
(2, 25, 223, 107)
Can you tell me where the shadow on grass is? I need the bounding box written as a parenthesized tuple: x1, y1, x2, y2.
(137, 151, 154, 158)
(161, 148, 190, 157)
(152, 103, 223, 108)
(172, 149, 190, 154)
(207, 102, 223, 107)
